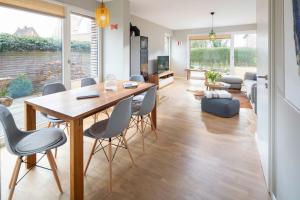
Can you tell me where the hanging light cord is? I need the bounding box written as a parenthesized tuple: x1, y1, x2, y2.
(211, 12, 214, 31)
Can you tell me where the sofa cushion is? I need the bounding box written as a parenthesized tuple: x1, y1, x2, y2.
(220, 75, 243, 84)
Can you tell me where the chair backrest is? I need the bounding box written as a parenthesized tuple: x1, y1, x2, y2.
(43, 82, 66, 96)
(103, 96, 133, 138)
(139, 86, 157, 116)
(0, 105, 23, 155)
(130, 75, 145, 82)
(81, 78, 97, 87)
(41, 83, 66, 117)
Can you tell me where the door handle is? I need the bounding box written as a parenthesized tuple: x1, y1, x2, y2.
(257, 75, 268, 80)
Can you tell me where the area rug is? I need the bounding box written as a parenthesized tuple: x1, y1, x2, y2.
(189, 89, 253, 109)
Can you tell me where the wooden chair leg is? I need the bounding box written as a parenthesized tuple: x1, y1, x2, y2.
(9, 157, 21, 189)
(108, 138, 113, 193)
(8, 157, 22, 200)
(47, 122, 52, 128)
(122, 134, 135, 166)
(46, 150, 63, 193)
(84, 139, 98, 175)
(140, 117, 145, 152)
(49, 149, 58, 170)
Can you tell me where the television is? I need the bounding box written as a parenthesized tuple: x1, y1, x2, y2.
(157, 56, 169, 73)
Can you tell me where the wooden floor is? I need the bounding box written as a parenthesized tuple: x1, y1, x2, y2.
(0, 78, 270, 200)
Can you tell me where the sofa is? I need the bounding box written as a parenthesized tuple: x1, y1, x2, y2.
(243, 72, 257, 112)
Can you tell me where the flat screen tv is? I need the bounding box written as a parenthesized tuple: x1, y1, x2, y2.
(157, 56, 169, 74)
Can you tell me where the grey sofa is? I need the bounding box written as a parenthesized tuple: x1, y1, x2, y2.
(244, 72, 257, 112)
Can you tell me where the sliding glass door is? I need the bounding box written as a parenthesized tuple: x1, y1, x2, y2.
(0, 5, 63, 129)
(70, 13, 99, 88)
(189, 38, 231, 73)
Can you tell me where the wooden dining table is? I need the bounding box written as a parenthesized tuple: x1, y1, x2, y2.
(24, 81, 156, 200)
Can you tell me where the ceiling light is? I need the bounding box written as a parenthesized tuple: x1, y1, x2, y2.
(96, 0, 110, 28)
(209, 12, 216, 41)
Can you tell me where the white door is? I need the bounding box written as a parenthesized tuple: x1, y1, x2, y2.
(256, 0, 271, 188)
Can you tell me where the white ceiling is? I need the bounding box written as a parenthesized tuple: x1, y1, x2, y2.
(129, 0, 256, 30)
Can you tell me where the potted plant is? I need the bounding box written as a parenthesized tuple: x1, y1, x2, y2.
(0, 87, 13, 107)
(206, 71, 222, 84)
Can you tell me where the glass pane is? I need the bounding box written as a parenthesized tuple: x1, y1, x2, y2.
(71, 14, 99, 88)
(234, 33, 257, 78)
(0, 6, 63, 131)
(189, 38, 231, 73)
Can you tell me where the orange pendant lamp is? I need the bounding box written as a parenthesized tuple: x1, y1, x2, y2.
(96, 0, 110, 28)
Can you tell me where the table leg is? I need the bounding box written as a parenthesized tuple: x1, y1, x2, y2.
(24, 104, 36, 168)
(70, 119, 84, 200)
(151, 98, 157, 129)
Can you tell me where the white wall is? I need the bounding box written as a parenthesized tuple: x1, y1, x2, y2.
(172, 24, 257, 77)
(103, 0, 130, 80)
(273, 0, 300, 199)
(130, 15, 172, 74)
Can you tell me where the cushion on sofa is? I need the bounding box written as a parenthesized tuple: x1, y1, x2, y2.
(220, 75, 243, 84)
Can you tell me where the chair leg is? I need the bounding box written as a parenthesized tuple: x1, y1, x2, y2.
(8, 157, 22, 200)
(9, 157, 21, 189)
(108, 138, 113, 193)
(122, 134, 135, 166)
(46, 150, 63, 193)
(47, 122, 52, 128)
(140, 117, 145, 152)
(49, 149, 58, 170)
(84, 139, 98, 175)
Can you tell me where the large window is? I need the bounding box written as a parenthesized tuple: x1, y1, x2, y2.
(234, 33, 257, 77)
(189, 37, 231, 73)
(0, 5, 101, 140)
(71, 14, 99, 88)
(0, 6, 63, 129)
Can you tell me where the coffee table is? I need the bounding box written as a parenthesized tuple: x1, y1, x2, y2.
(205, 81, 231, 91)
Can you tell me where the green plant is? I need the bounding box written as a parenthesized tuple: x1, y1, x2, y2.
(206, 71, 222, 83)
(0, 87, 8, 97)
(8, 73, 33, 98)
(0, 33, 91, 52)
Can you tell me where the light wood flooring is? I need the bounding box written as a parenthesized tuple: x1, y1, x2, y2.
(1, 78, 270, 200)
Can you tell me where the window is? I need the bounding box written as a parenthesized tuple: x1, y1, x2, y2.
(189, 37, 231, 73)
(164, 34, 171, 56)
(0, 6, 63, 130)
(234, 33, 257, 78)
(70, 14, 99, 88)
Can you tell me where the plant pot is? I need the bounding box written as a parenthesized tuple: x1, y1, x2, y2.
(0, 96, 13, 107)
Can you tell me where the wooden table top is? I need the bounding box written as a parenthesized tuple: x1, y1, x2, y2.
(25, 81, 155, 121)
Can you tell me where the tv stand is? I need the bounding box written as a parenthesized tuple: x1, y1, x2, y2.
(149, 71, 174, 89)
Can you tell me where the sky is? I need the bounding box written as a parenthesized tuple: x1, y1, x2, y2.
(0, 6, 92, 38)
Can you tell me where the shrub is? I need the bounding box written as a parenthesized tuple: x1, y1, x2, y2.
(0, 87, 8, 97)
(0, 33, 91, 52)
(8, 73, 33, 98)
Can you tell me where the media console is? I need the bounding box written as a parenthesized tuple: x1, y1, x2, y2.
(149, 71, 174, 89)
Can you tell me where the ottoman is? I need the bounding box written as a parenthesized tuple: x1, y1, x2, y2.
(220, 75, 243, 90)
(201, 98, 240, 118)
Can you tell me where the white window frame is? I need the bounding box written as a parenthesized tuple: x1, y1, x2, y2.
(187, 31, 256, 75)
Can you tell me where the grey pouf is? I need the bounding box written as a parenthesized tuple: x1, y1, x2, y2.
(201, 98, 240, 118)
(220, 75, 243, 90)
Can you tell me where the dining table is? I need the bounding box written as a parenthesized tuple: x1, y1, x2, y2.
(24, 80, 156, 200)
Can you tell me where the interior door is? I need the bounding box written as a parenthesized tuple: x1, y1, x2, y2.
(256, 0, 271, 188)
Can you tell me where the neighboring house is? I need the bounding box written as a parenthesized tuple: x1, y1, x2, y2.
(14, 26, 39, 37)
